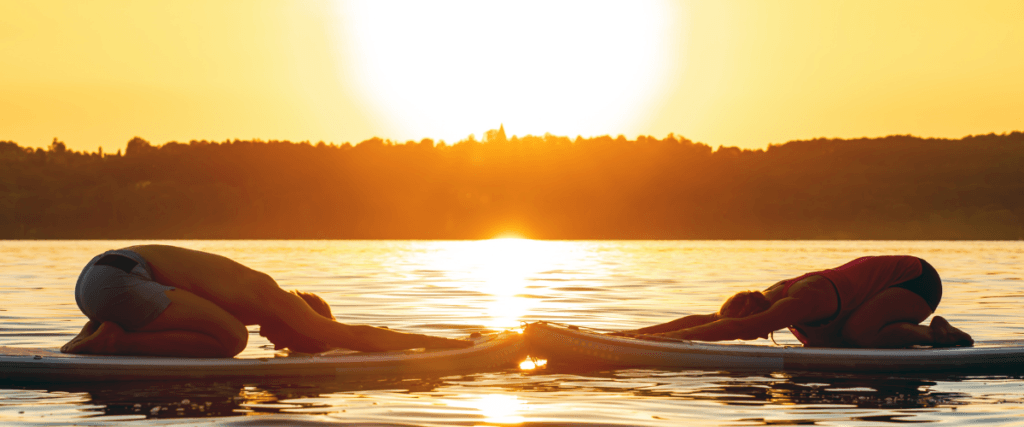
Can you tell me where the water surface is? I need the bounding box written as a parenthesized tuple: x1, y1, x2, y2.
(1, 240, 1022, 425)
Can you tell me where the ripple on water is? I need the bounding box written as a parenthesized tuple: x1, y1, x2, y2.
(1, 240, 1024, 426)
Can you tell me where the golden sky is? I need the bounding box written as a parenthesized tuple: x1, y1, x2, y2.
(2, 0, 1022, 153)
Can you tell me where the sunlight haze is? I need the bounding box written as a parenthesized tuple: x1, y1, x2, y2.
(1, 0, 1021, 152)
(337, 0, 682, 144)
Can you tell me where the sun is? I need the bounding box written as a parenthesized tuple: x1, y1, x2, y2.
(334, 0, 684, 142)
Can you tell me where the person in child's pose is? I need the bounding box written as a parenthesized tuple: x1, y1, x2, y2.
(625, 256, 973, 348)
(62, 245, 472, 357)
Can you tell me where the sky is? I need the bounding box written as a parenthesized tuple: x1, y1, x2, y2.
(2, 0, 1022, 153)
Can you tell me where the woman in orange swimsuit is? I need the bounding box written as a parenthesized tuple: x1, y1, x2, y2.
(628, 256, 973, 348)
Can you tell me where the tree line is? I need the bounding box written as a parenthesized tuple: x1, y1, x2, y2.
(1, 130, 1022, 239)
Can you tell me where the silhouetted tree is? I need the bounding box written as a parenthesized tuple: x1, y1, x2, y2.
(0, 131, 1021, 239)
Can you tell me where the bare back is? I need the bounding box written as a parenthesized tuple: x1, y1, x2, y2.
(128, 245, 282, 325)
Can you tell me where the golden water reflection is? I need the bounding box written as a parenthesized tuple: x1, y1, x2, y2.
(419, 238, 584, 328)
(444, 393, 527, 425)
(519, 358, 548, 370)
(3, 240, 1024, 426)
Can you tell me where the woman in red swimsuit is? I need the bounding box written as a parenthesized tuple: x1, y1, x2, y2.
(628, 256, 973, 348)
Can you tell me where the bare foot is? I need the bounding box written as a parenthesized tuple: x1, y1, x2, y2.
(60, 321, 125, 354)
(60, 321, 100, 353)
(930, 316, 974, 347)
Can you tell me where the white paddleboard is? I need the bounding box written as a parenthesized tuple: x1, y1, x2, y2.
(0, 330, 525, 382)
(525, 322, 1024, 373)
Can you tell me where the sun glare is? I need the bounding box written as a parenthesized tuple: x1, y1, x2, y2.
(445, 394, 527, 425)
(419, 238, 579, 328)
(335, 0, 683, 142)
(519, 358, 547, 370)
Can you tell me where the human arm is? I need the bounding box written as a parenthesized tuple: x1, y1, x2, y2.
(262, 318, 473, 353)
(616, 313, 721, 335)
(327, 324, 473, 352)
(657, 298, 803, 341)
(261, 290, 472, 353)
(657, 276, 839, 342)
(658, 292, 830, 342)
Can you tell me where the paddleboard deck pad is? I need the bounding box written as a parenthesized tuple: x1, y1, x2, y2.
(525, 322, 1024, 373)
(0, 330, 525, 382)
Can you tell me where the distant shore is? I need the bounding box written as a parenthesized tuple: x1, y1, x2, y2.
(2, 132, 1022, 240)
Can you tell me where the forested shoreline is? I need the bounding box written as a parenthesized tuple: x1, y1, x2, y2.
(2, 131, 1022, 240)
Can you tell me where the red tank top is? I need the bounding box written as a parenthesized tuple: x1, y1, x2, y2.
(781, 256, 923, 347)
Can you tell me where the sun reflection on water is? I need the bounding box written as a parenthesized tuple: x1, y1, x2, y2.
(420, 238, 580, 328)
(445, 394, 527, 425)
(519, 358, 548, 370)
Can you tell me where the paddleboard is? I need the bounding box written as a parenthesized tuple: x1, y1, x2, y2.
(524, 322, 1024, 373)
(0, 330, 525, 382)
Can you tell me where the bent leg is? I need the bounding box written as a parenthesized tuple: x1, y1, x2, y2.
(842, 288, 972, 348)
(61, 289, 248, 357)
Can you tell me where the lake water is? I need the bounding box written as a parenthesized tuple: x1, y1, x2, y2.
(1, 240, 1022, 426)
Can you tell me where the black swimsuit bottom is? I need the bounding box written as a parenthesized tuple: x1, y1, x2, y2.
(892, 259, 942, 311)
